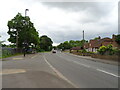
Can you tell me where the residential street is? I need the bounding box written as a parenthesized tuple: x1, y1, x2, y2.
(2, 52, 119, 88)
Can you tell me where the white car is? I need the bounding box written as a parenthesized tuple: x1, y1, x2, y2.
(52, 50, 56, 53)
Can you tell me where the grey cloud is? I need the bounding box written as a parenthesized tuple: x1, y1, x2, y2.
(42, 2, 113, 17)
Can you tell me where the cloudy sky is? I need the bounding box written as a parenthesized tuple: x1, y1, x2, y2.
(0, 0, 118, 46)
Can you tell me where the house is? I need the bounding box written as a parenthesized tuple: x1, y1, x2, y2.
(84, 34, 119, 52)
(71, 46, 82, 50)
(70, 46, 83, 52)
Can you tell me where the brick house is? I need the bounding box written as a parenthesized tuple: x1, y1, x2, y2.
(84, 34, 119, 52)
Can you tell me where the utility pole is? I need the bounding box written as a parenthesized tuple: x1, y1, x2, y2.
(82, 30, 85, 49)
(16, 30, 18, 52)
(24, 9, 29, 57)
(83, 30, 84, 41)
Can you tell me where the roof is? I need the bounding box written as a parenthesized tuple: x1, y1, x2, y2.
(71, 46, 82, 50)
(84, 37, 114, 48)
(84, 43, 89, 48)
(102, 42, 112, 46)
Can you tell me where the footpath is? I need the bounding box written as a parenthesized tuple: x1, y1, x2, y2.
(2, 53, 74, 88)
(67, 53, 119, 66)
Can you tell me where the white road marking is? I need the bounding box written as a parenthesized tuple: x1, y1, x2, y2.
(43, 55, 78, 88)
(0, 69, 26, 75)
(13, 58, 23, 60)
(58, 55, 90, 68)
(31, 54, 38, 59)
(73, 61, 90, 68)
(96, 69, 120, 78)
(63, 53, 119, 78)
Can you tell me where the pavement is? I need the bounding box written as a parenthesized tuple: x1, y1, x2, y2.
(67, 52, 119, 66)
(2, 53, 74, 88)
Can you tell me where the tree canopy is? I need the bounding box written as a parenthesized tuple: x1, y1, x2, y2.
(39, 35, 53, 51)
(7, 13, 39, 48)
(57, 40, 88, 50)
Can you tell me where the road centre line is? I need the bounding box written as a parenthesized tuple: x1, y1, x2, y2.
(59, 53, 119, 78)
(73, 60, 119, 78)
(57, 54, 90, 68)
(43, 55, 78, 88)
(71, 60, 119, 78)
(96, 69, 120, 78)
(73, 61, 90, 68)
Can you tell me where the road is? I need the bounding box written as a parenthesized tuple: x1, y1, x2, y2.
(2, 52, 119, 88)
(44, 52, 119, 88)
(2, 53, 74, 88)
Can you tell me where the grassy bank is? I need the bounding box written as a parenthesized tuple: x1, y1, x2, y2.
(0, 53, 22, 59)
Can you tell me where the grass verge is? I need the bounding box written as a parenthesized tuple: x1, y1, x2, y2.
(0, 53, 22, 59)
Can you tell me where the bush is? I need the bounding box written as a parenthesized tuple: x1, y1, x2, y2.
(97, 45, 107, 55)
(98, 44, 119, 55)
(81, 49, 87, 53)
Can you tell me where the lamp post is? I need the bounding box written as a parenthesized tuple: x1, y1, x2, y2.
(23, 9, 29, 57)
(16, 30, 18, 53)
(25, 9, 29, 16)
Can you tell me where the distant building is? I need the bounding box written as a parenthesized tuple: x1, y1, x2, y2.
(84, 34, 119, 52)
(70, 46, 82, 50)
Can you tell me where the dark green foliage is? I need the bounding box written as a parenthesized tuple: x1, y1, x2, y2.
(39, 35, 53, 51)
(52, 46, 57, 50)
(115, 34, 120, 45)
(7, 13, 39, 48)
(57, 40, 88, 50)
(2, 44, 7, 47)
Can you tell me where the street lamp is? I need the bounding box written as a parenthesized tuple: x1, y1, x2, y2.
(23, 9, 29, 57)
(25, 9, 29, 16)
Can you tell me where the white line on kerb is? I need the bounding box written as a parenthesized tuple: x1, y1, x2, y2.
(43, 55, 78, 88)
(96, 69, 120, 78)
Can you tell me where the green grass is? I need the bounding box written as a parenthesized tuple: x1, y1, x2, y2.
(1, 53, 22, 59)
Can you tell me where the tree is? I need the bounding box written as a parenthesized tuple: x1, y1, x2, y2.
(57, 40, 88, 50)
(93, 36, 101, 40)
(57, 43, 63, 49)
(7, 13, 39, 49)
(52, 46, 57, 50)
(39, 35, 53, 51)
(115, 34, 120, 45)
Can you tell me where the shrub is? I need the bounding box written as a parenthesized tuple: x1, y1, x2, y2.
(98, 44, 120, 55)
(81, 49, 87, 53)
(97, 45, 107, 55)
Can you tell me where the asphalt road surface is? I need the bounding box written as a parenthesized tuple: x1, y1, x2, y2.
(2, 52, 119, 88)
(44, 52, 119, 88)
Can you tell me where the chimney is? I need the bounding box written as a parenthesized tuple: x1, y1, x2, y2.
(98, 36, 101, 39)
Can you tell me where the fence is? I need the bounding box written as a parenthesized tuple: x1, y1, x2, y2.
(2, 47, 22, 58)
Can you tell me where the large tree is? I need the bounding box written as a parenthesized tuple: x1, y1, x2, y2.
(7, 13, 39, 49)
(39, 35, 53, 51)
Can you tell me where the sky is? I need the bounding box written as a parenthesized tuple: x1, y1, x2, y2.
(0, 0, 119, 46)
